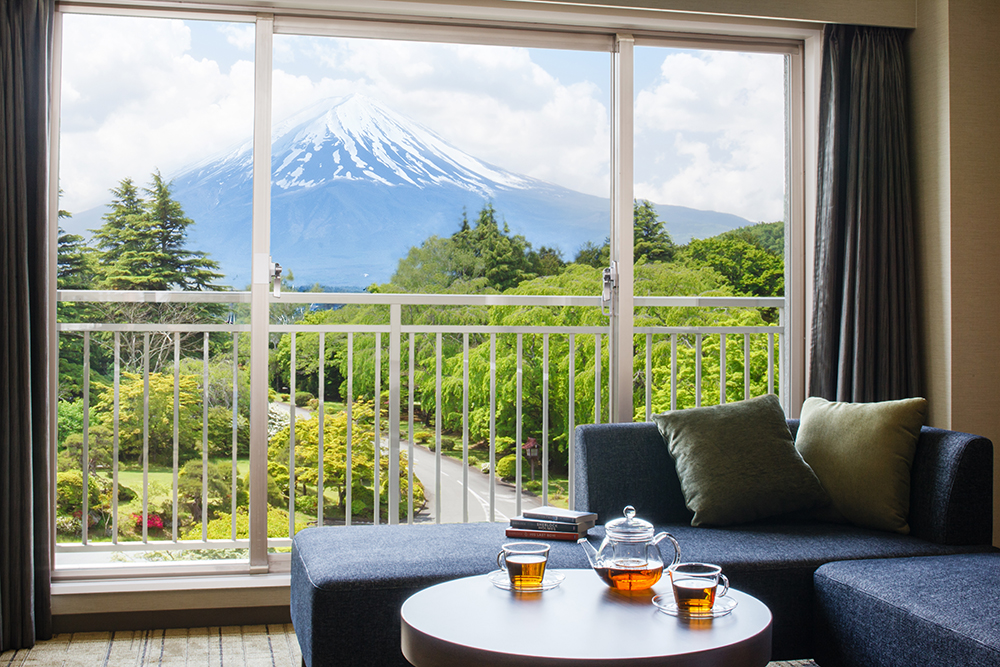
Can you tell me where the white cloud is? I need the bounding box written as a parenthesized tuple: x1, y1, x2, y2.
(633, 49, 786, 222)
(59, 14, 255, 214)
(219, 24, 255, 52)
(59, 22, 785, 227)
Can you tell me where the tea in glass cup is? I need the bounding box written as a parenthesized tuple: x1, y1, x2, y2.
(668, 562, 729, 613)
(497, 542, 550, 589)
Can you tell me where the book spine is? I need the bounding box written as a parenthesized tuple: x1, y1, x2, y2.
(509, 518, 585, 532)
(522, 511, 597, 524)
(504, 528, 586, 541)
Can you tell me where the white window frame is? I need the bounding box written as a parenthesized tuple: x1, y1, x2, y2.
(49, 0, 818, 580)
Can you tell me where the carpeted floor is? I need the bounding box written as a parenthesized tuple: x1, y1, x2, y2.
(0, 625, 817, 666)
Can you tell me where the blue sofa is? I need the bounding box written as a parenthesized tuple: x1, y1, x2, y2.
(291, 420, 994, 666)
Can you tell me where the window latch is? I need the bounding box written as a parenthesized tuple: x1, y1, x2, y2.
(601, 261, 618, 317)
(270, 260, 282, 298)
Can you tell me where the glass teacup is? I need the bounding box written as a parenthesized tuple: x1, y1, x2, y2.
(668, 562, 729, 612)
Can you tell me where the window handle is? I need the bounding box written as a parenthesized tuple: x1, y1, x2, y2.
(270, 261, 282, 298)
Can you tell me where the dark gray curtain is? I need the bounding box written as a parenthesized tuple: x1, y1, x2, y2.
(1, 0, 54, 651)
(810, 24, 920, 403)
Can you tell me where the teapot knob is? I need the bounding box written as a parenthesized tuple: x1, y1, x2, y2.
(624, 505, 636, 520)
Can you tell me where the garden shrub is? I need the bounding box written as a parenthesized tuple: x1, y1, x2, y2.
(496, 454, 518, 480)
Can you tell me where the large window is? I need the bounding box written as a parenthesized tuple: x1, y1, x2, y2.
(52, 7, 806, 575)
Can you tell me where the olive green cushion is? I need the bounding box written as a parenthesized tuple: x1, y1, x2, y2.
(795, 396, 927, 534)
(653, 395, 826, 526)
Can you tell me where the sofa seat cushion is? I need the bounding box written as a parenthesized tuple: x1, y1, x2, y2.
(291, 522, 592, 667)
(589, 522, 994, 660)
(813, 553, 1000, 667)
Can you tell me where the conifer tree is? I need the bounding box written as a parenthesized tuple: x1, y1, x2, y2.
(86, 172, 227, 372)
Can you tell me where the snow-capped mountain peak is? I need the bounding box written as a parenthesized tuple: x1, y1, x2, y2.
(263, 94, 530, 196)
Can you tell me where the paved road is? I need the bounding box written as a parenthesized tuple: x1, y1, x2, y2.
(406, 444, 542, 524)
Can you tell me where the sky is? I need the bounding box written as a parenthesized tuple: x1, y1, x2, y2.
(59, 13, 786, 226)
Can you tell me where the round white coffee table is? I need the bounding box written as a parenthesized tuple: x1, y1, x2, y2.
(401, 568, 772, 666)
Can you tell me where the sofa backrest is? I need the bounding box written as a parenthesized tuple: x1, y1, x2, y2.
(574, 420, 993, 545)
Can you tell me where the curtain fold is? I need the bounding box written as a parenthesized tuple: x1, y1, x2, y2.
(1, 0, 54, 651)
(810, 24, 920, 403)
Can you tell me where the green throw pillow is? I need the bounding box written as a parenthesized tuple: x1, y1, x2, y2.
(795, 396, 927, 534)
(653, 395, 826, 526)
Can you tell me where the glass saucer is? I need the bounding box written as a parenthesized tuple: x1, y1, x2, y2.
(652, 594, 738, 618)
(487, 569, 565, 592)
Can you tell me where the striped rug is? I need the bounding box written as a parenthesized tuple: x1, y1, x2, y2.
(1, 625, 817, 666)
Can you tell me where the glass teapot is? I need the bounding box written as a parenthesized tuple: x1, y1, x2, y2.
(578, 505, 681, 591)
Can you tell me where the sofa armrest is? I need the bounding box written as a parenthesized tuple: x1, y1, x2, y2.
(908, 426, 993, 545)
(573, 422, 693, 524)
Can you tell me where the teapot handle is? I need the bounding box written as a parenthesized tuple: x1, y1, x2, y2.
(652, 531, 681, 567)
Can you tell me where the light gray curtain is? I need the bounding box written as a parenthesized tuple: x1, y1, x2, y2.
(1, 0, 54, 651)
(810, 24, 920, 403)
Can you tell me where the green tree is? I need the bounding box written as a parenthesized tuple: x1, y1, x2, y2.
(57, 226, 96, 290)
(572, 200, 674, 266)
(684, 237, 784, 297)
(718, 221, 784, 256)
(91, 371, 204, 467)
(177, 459, 241, 525)
(268, 399, 424, 522)
(633, 199, 676, 263)
(85, 173, 229, 373)
(92, 173, 223, 291)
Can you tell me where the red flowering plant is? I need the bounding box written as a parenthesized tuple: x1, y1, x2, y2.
(132, 513, 164, 529)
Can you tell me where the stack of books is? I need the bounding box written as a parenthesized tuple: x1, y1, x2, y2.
(505, 506, 598, 541)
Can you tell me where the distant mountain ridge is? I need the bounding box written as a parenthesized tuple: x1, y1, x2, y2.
(68, 94, 753, 289)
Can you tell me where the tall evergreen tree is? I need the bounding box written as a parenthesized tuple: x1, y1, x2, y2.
(92, 173, 223, 291)
(572, 200, 674, 267)
(144, 170, 223, 290)
(86, 172, 227, 372)
(633, 199, 676, 263)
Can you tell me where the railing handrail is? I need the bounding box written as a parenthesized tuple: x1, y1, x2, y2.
(57, 289, 785, 309)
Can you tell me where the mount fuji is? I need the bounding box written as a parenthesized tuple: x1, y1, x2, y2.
(161, 94, 751, 289)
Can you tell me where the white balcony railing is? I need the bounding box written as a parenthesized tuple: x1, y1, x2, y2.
(54, 290, 784, 564)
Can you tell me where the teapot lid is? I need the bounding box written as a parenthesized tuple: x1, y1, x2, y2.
(604, 505, 654, 543)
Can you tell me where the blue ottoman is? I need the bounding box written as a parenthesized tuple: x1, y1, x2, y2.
(290, 522, 591, 667)
(813, 553, 1000, 667)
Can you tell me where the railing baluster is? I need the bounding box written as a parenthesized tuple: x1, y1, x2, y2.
(318, 332, 325, 527)
(489, 333, 496, 522)
(744, 333, 751, 400)
(346, 333, 353, 527)
(201, 333, 208, 542)
(408, 333, 415, 525)
(768, 333, 776, 395)
(113, 332, 120, 544)
(82, 331, 90, 546)
(143, 332, 150, 544)
(670, 334, 678, 411)
(289, 332, 296, 538)
(172, 333, 180, 542)
(594, 333, 601, 425)
(462, 333, 470, 523)
(515, 333, 523, 517)
(435, 333, 442, 525)
(389, 305, 401, 526)
(374, 332, 381, 525)
(695, 333, 703, 408)
(645, 333, 652, 421)
(568, 333, 575, 510)
(542, 334, 549, 506)
(231, 333, 238, 541)
(719, 333, 727, 405)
